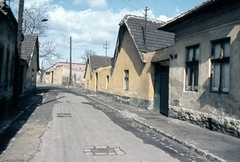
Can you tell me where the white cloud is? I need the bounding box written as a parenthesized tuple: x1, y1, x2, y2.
(17, 0, 155, 65)
(46, 4, 145, 59)
(73, 0, 107, 9)
(89, 0, 107, 9)
(157, 15, 172, 22)
(24, 0, 51, 8)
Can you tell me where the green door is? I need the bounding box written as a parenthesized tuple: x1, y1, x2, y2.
(154, 64, 169, 116)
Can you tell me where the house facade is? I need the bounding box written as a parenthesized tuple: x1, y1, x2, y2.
(20, 35, 39, 94)
(43, 62, 86, 86)
(84, 55, 112, 91)
(160, 0, 240, 137)
(108, 15, 174, 110)
(0, 1, 18, 117)
(85, 15, 174, 111)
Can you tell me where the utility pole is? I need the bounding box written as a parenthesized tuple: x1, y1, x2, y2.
(69, 36, 72, 87)
(103, 41, 110, 66)
(13, 0, 24, 107)
(144, 7, 150, 45)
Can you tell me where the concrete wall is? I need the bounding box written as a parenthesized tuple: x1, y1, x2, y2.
(168, 3, 240, 137)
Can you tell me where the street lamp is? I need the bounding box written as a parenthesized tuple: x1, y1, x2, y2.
(41, 18, 48, 22)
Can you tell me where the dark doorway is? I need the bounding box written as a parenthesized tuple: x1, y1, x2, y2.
(51, 71, 54, 84)
(95, 72, 98, 91)
(154, 62, 169, 116)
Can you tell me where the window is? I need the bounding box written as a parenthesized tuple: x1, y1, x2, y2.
(211, 39, 230, 93)
(124, 70, 129, 91)
(185, 45, 199, 92)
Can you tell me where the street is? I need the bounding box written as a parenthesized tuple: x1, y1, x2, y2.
(0, 86, 209, 162)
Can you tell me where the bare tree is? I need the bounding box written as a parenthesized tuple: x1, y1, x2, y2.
(81, 49, 96, 63)
(22, 4, 61, 66)
(23, 4, 48, 36)
(40, 40, 61, 64)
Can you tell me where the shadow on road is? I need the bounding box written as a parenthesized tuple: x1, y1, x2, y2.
(0, 87, 52, 155)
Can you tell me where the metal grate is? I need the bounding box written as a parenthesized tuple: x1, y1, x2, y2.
(57, 113, 72, 118)
(84, 145, 125, 156)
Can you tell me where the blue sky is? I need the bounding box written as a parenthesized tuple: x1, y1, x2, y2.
(10, 0, 205, 68)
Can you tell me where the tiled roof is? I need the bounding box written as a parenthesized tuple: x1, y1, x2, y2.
(113, 15, 175, 63)
(21, 34, 38, 60)
(123, 15, 174, 52)
(89, 55, 112, 71)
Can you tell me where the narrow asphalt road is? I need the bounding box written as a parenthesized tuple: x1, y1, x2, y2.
(0, 86, 209, 162)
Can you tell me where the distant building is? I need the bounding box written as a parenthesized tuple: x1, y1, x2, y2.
(43, 62, 85, 86)
(0, 1, 18, 117)
(84, 55, 112, 91)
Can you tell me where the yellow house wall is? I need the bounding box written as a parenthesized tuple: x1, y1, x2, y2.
(85, 30, 174, 105)
(144, 46, 174, 100)
(84, 64, 96, 91)
(94, 66, 111, 93)
(110, 30, 152, 101)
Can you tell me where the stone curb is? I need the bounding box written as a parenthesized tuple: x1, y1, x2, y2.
(133, 118, 225, 162)
(86, 94, 226, 162)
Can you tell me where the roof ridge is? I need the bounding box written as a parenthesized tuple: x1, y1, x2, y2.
(120, 14, 164, 25)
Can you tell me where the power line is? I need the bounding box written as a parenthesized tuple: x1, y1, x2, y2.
(74, 3, 106, 45)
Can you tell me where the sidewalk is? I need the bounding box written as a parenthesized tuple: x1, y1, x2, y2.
(85, 94, 240, 162)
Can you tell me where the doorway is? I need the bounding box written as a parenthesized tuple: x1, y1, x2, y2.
(154, 62, 169, 116)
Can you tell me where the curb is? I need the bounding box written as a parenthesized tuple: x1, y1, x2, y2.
(86, 95, 226, 162)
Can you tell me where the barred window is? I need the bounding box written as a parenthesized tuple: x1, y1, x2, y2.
(186, 45, 199, 92)
(211, 39, 230, 93)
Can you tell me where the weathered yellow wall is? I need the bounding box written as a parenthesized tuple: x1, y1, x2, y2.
(84, 64, 96, 91)
(85, 30, 173, 103)
(94, 66, 111, 93)
(109, 30, 153, 101)
(144, 46, 173, 100)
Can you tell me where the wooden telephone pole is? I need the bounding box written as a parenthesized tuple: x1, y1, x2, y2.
(69, 36, 72, 87)
(103, 41, 110, 66)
